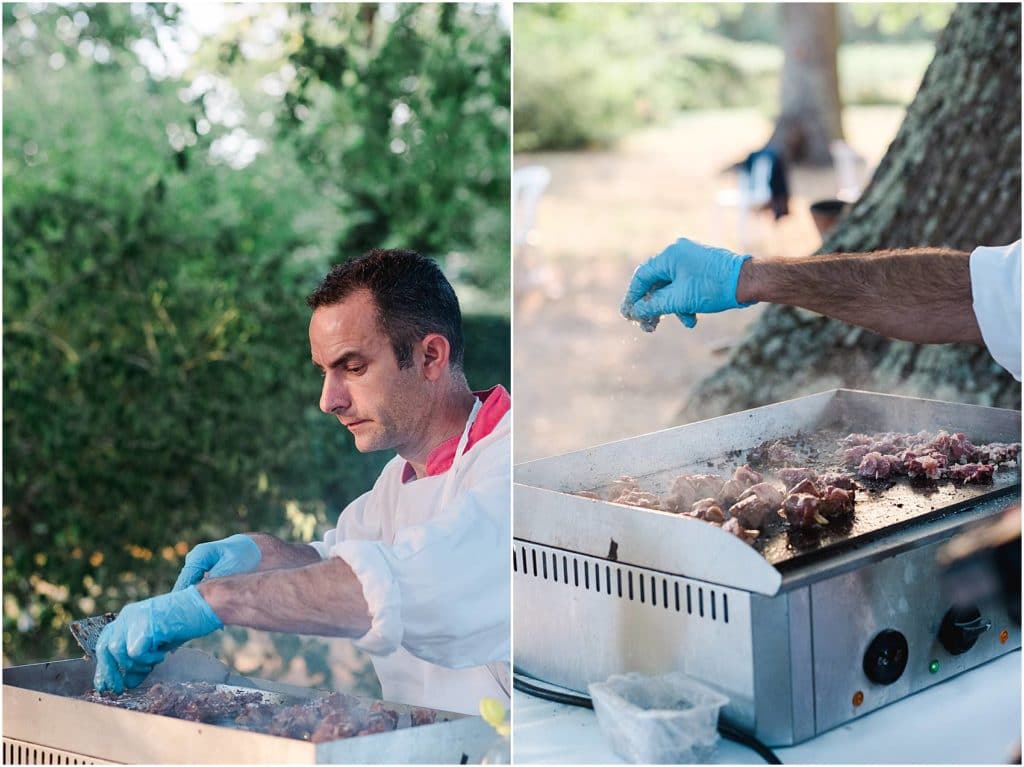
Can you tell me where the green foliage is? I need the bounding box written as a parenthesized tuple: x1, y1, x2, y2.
(3, 3, 509, 674)
(281, 4, 511, 297)
(513, 4, 776, 151)
(839, 43, 937, 107)
(513, 2, 948, 151)
(843, 4, 955, 41)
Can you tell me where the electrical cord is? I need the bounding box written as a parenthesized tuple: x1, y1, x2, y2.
(513, 674, 782, 765)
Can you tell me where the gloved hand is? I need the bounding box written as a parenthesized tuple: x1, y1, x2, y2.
(93, 586, 223, 694)
(621, 238, 755, 329)
(172, 533, 262, 591)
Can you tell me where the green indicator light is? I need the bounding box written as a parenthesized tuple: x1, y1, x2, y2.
(929, 660, 940, 674)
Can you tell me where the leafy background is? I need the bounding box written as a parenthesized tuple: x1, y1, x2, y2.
(3, 2, 510, 694)
(514, 2, 953, 150)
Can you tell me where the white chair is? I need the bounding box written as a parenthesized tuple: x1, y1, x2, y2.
(513, 165, 551, 250)
(714, 155, 773, 251)
(830, 140, 867, 203)
(513, 165, 562, 299)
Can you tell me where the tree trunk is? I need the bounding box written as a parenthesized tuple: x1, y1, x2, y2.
(683, 3, 1021, 423)
(769, 3, 844, 165)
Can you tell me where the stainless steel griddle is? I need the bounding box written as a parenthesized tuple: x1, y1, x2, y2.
(513, 389, 1021, 746)
(3, 648, 494, 764)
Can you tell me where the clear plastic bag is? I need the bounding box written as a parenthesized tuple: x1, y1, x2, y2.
(588, 671, 729, 764)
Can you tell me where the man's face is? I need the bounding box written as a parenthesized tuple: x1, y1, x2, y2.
(310, 290, 427, 455)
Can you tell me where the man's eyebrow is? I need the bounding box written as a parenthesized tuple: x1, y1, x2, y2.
(313, 351, 364, 371)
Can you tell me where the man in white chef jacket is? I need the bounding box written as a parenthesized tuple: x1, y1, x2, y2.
(93, 248, 511, 715)
(621, 238, 1022, 381)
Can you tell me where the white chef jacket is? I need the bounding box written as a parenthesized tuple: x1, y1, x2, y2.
(310, 388, 511, 715)
(970, 240, 1022, 381)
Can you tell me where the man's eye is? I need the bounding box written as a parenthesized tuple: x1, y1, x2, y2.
(347, 364, 367, 375)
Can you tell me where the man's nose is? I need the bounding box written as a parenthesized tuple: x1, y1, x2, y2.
(319, 373, 351, 415)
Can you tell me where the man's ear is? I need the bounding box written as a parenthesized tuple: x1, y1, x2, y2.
(420, 334, 451, 381)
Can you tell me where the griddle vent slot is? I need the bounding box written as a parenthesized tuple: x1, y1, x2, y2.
(3, 738, 112, 765)
(513, 543, 728, 623)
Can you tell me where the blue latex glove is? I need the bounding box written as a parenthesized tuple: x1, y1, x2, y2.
(621, 238, 755, 329)
(93, 586, 223, 694)
(172, 533, 262, 591)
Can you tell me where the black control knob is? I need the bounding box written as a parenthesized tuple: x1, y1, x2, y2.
(863, 629, 909, 685)
(938, 606, 991, 655)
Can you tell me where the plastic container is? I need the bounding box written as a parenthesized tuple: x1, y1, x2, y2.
(588, 671, 729, 763)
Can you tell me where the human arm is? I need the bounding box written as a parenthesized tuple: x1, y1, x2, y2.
(172, 532, 320, 591)
(245, 532, 322, 569)
(735, 248, 984, 345)
(93, 560, 369, 693)
(196, 557, 370, 637)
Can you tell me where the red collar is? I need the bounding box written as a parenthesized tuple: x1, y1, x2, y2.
(401, 385, 510, 482)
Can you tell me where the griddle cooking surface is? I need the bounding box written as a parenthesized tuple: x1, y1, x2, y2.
(595, 428, 1021, 567)
(761, 469, 1019, 566)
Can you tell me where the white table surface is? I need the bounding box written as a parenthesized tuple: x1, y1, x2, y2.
(512, 651, 1021, 764)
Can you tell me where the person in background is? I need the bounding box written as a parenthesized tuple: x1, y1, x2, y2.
(93, 248, 511, 715)
(621, 238, 1021, 381)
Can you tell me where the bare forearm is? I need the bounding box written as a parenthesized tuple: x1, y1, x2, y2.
(244, 532, 322, 570)
(197, 558, 371, 638)
(735, 248, 984, 345)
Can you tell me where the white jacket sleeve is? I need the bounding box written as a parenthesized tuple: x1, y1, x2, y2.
(325, 474, 510, 668)
(970, 240, 1022, 381)
(309, 489, 381, 560)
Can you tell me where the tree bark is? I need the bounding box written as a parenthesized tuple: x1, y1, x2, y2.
(769, 3, 844, 165)
(683, 3, 1021, 423)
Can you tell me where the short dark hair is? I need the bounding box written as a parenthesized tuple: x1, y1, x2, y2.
(306, 248, 465, 371)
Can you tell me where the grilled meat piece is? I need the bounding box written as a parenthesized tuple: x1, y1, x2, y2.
(842, 444, 872, 468)
(738, 482, 785, 509)
(411, 707, 439, 726)
(819, 472, 857, 491)
(721, 517, 759, 544)
(780, 476, 855, 520)
(734, 464, 764, 485)
(781, 493, 828, 529)
(83, 682, 270, 725)
(945, 463, 995, 484)
(311, 710, 363, 742)
(611, 487, 662, 509)
(665, 473, 725, 513)
(80, 681, 414, 744)
(720, 464, 763, 505)
(819, 486, 855, 517)
(776, 467, 818, 491)
(787, 477, 821, 497)
(266, 704, 323, 739)
(857, 451, 899, 479)
(839, 433, 873, 447)
(360, 702, 399, 735)
(975, 442, 1021, 465)
(905, 452, 945, 481)
(747, 439, 799, 467)
(841, 430, 1016, 472)
(574, 490, 601, 500)
(719, 479, 744, 506)
(729, 494, 772, 529)
(946, 432, 977, 462)
(234, 703, 275, 729)
(607, 476, 639, 499)
(687, 497, 726, 523)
